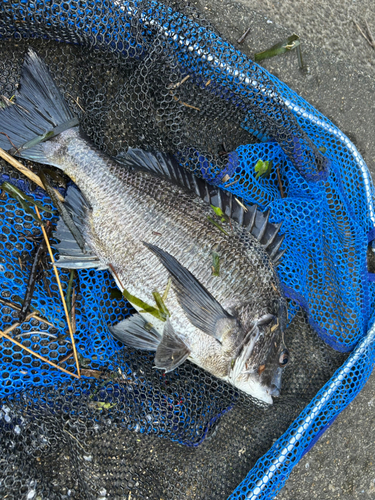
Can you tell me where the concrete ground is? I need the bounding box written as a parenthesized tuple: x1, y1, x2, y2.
(192, 0, 375, 498)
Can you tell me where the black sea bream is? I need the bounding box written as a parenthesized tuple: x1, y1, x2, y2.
(0, 49, 290, 403)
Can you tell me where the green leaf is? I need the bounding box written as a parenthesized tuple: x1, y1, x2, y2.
(41, 166, 67, 188)
(254, 34, 300, 62)
(162, 278, 172, 302)
(207, 216, 229, 236)
(211, 205, 225, 218)
(254, 159, 273, 180)
(90, 401, 115, 410)
(65, 270, 75, 314)
(109, 287, 123, 300)
(1, 183, 44, 225)
(122, 288, 167, 322)
(152, 290, 170, 318)
(211, 205, 229, 223)
(212, 252, 220, 277)
(318, 146, 327, 154)
(1, 181, 54, 213)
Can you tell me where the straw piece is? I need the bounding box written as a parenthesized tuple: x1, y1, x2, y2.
(0, 297, 55, 327)
(34, 206, 81, 378)
(0, 312, 36, 336)
(0, 147, 64, 202)
(0, 327, 79, 379)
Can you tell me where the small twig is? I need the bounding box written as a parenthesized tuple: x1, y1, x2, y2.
(0, 297, 55, 327)
(0, 327, 79, 378)
(63, 428, 88, 452)
(66, 93, 85, 113)
(223, 178, 240, 188)
(237, 27, 251, 44)
(66, 270, 75, 314)
(109, 263, 125, 290)
(295, 45, 305, 70)
(276, 166, 286, 198)
(0, 132, 19, 151)
(167, 75, 190, 89)
(180, 101, 200, 111)
(171, 95, 200, 111)
(58, 351, 73, 364)
(34, 206, 81, 378)
(354, 20, 375, 49)
(0, 147, 64, 202)
(41, 265, 53, 298)
(365, 20, 375, 47)
(18, 256, 23, 271)
(162, 278, 172, 303)
(19, 221, 52, 322)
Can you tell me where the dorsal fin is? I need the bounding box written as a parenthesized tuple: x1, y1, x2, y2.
(116, 148, 286, 264)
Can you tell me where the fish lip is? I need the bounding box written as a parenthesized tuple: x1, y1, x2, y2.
(269, 384, 280, 398)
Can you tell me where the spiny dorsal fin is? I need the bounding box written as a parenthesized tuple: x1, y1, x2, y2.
(117, 148, 285, 264)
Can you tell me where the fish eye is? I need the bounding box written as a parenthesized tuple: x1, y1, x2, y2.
(278, 349, 289, 368)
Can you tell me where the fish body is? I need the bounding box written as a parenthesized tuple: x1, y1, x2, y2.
(0, 49, 289, 403)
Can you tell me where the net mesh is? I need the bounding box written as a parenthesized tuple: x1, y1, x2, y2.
(0, 1, 374, 499)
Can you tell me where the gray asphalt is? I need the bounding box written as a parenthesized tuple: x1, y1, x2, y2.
(193, 0, 375, 498)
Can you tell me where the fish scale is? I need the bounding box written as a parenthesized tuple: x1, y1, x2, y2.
(52, 129, 278, 309)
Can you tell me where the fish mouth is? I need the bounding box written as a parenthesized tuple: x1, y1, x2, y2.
(269, 384, 280, 398)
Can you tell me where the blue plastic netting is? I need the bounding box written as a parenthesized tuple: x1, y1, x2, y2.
(0, 1, 374, 499)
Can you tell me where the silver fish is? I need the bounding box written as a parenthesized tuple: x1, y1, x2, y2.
(0, 49, 289, 404)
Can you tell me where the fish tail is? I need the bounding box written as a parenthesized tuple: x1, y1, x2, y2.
(0, 48, 78, 166)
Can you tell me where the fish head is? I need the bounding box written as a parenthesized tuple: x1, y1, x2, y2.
(229, 299, 289, 404)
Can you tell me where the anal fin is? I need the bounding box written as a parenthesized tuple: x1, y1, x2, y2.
(109, 314, 162, 351)
(154, 320, 190, 372)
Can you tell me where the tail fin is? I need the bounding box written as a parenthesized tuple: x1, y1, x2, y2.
(0, 49, 78, 164)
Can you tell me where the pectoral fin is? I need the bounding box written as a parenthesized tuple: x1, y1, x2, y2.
(143, 242, 234, 341)
(154, 320, 190, 372)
